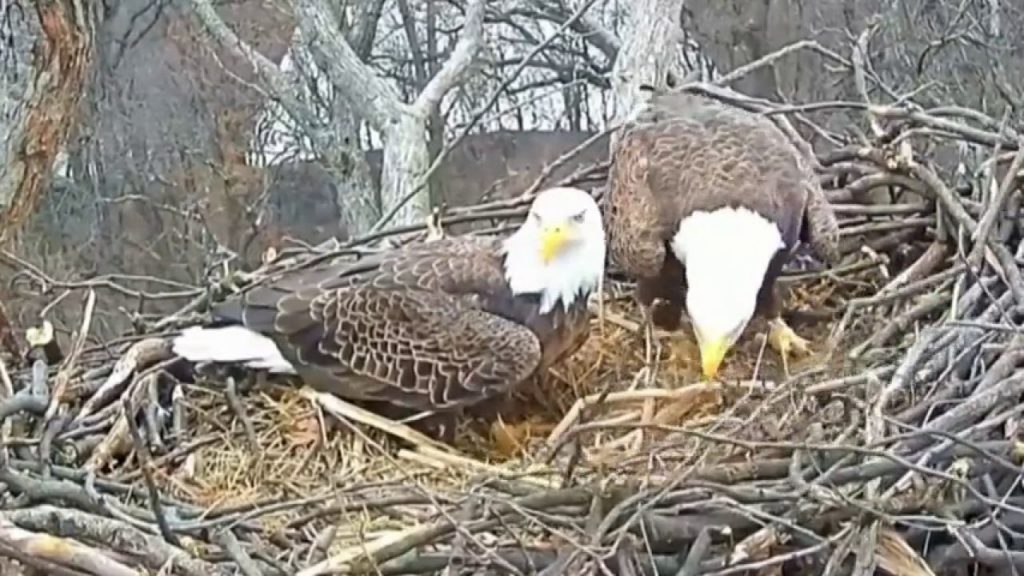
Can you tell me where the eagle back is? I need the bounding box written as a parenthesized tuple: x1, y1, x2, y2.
(615, 94, 815, 257)
(210, 236, 590, 412)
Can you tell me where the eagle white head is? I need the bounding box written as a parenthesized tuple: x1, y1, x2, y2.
(503, 187, 606, 314)
(671, 206, 784, 379)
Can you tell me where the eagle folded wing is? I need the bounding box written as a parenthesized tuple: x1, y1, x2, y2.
(257, 281, 543, 412)
(802, 179, 841, 264)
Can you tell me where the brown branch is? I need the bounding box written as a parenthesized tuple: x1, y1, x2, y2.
(0, 514, 137, 576)
(2, 505, 226, 576)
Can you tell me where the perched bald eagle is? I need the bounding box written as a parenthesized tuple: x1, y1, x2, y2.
(604, 89, 840, 379)
(172, 187, 606, 438)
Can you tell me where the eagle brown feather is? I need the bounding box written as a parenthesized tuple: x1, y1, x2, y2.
(209, 236, 590, 414)
(173, 187, 605, 439)
(605, 90, 840, 329)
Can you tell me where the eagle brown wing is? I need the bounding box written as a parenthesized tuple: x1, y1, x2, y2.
(211, 237, 544, 412)
(607, 90, 840, 277)
(801, 171, 841, 264)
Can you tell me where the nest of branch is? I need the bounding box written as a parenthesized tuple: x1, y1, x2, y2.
(0, 86, 1023, 576)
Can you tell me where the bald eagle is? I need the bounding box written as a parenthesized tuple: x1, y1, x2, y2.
(172, 187, 606, 438)
(604, 89, 840, 379)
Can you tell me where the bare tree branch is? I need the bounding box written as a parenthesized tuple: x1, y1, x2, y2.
(610, 0, 688, 122)
(370, 0, 600, 232)
(187, 0, 317, 138)
(189, 0, 487, 229)
(525, 0, 619, 63)
(413, 0, 486, 116)
(396, 0, 428, 88)
(292, 0, 405, 131)
(188, 0, 384, 235)
(294, 0, 487, 227)
(347, 0, 386, 59)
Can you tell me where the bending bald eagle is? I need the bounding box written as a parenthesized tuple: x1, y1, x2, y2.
(604, 89, 840, 379)
(172, 187, 606, 437)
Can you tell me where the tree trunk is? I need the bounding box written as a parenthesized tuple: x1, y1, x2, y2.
(190, 0, 486, 233)
(0, 0, 96, 245)
(322, 145, 380, 237)
(379, 111, 432, 227)
(285, 29, 380, 236)
(610, 0, 687, 122)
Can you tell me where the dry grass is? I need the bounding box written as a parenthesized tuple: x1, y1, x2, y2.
(136, 262, 885, 548)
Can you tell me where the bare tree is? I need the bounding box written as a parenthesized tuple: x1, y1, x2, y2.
(609, 0, 689, 122)
(248, 0, 384, 234)
(188, 0, 487, 234)
(0, 0, 96, 244)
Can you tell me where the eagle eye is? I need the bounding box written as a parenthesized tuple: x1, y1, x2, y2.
(570, 211, 586, 224)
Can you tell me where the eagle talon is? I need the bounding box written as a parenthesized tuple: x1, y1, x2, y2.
(768, 318, 811, 376)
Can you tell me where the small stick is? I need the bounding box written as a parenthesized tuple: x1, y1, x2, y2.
(849, 290, 954, 358)
(170, 384, 186, 443)
(877, 242, 950, 295)
(300, 387, 453, 454)
(43, 290, 97, 424)
(213, 528, 264, 576)
(121, 394, 179, 546)
(970, 145, 1024, 267)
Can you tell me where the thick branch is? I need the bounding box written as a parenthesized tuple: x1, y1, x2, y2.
(413, 0, 487, 117)
(188, 0, 386, 234)
(527, 0, 619, 62)
(3, 505, 226, 576)
(347, 0, 386, 59)
(0, 0, 95, 245)
(186, 0, 316, 136)
(0, 515, 137, 576)
(292, 0, 405, 130)
(610, 0, 687, 121)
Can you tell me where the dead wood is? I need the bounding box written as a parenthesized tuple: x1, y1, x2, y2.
(0, 41, 1023, 576)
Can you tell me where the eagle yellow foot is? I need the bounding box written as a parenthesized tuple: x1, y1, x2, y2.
(768, 318, 812, 377)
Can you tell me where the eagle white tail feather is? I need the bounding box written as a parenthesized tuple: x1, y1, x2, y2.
(172, 326, 296, 374)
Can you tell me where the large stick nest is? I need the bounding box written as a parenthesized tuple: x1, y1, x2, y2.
(0, 80, 1023, 575)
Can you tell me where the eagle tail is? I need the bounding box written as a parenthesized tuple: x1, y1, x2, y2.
(172, 325, 296, 374)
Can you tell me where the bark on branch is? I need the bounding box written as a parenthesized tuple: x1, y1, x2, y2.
(292, 0, 404, 129)
(526, 0, 619, 63)
(412, 0, 486, 117)
(186, 0, 385, 234)
(610, 0, 687, 122)
(0, 514, 138, 576)
(2, 505, 227, 576)
(187, 0, 316, 137)
(187, 0, 488, 232)
(0, 0, 95, 246)
(292, 0, 488, 228)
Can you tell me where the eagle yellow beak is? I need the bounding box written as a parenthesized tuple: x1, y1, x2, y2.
(539, 224, 570, 264)
(700, 336, 730, 379)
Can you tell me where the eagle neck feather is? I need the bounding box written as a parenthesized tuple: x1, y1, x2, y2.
(500, 232, 604, 316)
(671, 206, 784, 271)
